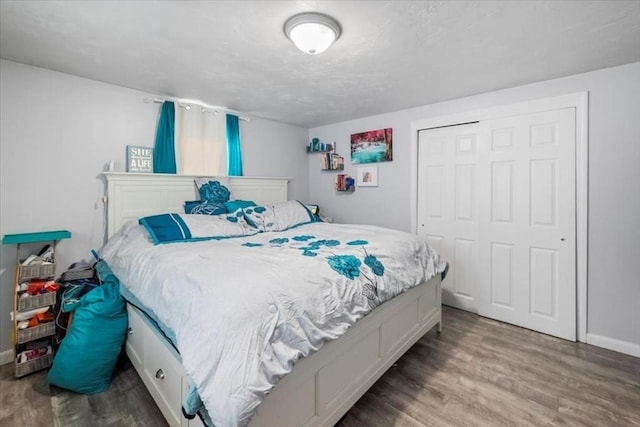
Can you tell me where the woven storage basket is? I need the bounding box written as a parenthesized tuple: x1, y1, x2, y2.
(17, 322, 55, 344)
(15, 353, 53, 378)
(17, 292, 56, 312)
(19, 263, 55, 281)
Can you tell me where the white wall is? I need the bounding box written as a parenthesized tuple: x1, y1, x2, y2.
(309, 63, 640, 355)
(0, 60, 308, 356)
(242, 118, 309, 202)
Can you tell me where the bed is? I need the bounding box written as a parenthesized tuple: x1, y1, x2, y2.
(101, 172, 445, 427)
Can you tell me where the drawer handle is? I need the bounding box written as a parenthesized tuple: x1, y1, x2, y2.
(155, 369, 165, 380)
(127, 327, 133, 335)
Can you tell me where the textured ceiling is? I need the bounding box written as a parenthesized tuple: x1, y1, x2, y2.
(1, 1, 639, 128)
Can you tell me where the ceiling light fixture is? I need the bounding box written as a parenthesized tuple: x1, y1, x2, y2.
(284, 12, 341, 55)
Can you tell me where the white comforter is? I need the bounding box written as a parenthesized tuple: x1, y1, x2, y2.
(101, 221, 446, 427)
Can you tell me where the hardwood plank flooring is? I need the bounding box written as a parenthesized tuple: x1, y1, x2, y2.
(1, 306, 638, 426)
(337, 307, 640, 427)
(1, 354, 167, 427)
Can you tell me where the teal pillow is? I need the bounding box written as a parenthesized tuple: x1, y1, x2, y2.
(224, 200, 256, 213)
(48, 261, 127, 394)
(196, 180, 231, 204)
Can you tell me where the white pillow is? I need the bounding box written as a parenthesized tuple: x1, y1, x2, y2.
(243, 200, 315, 232)
(139, 212, 256, 244)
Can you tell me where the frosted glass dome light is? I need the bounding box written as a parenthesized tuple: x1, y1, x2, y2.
(284, 13, 341, 55)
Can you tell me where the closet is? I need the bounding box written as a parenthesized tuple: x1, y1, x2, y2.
(417, 108, 577, 340)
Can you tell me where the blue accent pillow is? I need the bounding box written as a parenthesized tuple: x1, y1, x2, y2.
(140, 213, 192, 244)
(224, 200, 257, 213)
(184, 200, 201, 213)
(184, 201, 226, 215)
(196, 180, 231, 204)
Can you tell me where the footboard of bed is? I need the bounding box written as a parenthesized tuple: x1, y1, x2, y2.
(125, 275, 442, 427)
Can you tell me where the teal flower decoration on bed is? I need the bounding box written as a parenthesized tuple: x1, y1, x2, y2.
(364, 255, 384, 276)
(238, 234, 385, 307)
(326, 247, 385, 305)
(308, 239, 341, 249)
(269, 237, 289, 244)
(327, 255, 362, 280)
(292, 235, 315, 242)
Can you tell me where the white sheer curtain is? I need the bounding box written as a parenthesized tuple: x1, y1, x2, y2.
(175, 106, 227, 175)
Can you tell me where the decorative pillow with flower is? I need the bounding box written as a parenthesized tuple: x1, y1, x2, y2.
(195, 179, 232, 204)
(184, 201, 227, 216)
(242, 200, 315, 232)
(186, 178, 233, 216)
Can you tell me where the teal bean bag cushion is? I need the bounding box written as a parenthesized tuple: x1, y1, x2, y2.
(48, 261, 127, 394)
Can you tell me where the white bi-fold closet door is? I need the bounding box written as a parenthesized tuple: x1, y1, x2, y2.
(417, 108, 576, 341)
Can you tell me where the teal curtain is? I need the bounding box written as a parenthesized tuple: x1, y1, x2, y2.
(153, 101, 176, 174)
(226, 114, 243, 176)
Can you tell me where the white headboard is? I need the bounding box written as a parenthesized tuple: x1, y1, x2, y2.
(103, 172, 289, 238)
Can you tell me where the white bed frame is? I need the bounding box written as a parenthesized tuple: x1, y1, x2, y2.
(103, 172, 442, 427)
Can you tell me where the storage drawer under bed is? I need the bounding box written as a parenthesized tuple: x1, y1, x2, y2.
(126, 305, 184, 427)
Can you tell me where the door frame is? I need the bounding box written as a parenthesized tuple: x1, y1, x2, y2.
(410, 92, 588, 342)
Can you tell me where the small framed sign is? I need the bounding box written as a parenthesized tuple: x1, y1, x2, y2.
(126, 145, 153, 173)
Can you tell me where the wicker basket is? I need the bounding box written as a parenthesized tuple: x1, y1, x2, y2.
(17, 322, 55, 344)
(19, 263, 55, 281)
(17, 292, 56, 312)
(15, 353, 54, 378)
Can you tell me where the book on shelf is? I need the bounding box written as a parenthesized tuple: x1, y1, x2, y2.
(335, 174, 354, 191)
(321, 153, 344, 171)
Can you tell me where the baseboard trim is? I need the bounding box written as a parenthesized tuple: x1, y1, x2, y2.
(587, 333, 640, 358)
(0, 348, 14, 365)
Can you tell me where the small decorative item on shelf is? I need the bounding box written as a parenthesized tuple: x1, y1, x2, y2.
(335, 174, 355, 192)
(321, 153, 344, 171)
(307, 138, 334, 153)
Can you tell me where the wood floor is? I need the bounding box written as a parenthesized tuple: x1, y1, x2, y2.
(1, 306, 638, 427)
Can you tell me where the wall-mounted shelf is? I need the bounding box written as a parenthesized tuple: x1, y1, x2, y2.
(307, 139, 334, 153)
(307, 146, 332, 153)
(335, 174, 355, 192)
(321, 153, 344, 171)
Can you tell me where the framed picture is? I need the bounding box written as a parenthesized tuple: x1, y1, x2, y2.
(357, 166, 378, 187)
(350, 128, 393, 164)
(126, 145, 153, 173)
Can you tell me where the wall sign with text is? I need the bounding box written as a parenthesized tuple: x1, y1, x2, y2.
(126, 145, 153, 173)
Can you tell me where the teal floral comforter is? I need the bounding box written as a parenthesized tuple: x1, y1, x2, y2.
(101, 221, 446, 427)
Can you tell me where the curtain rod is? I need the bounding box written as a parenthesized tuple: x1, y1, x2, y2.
(143, 97, 251, 122)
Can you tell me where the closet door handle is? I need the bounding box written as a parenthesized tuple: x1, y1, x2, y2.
(127, 327, 133, 335)
(155, 369, 165, 380)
